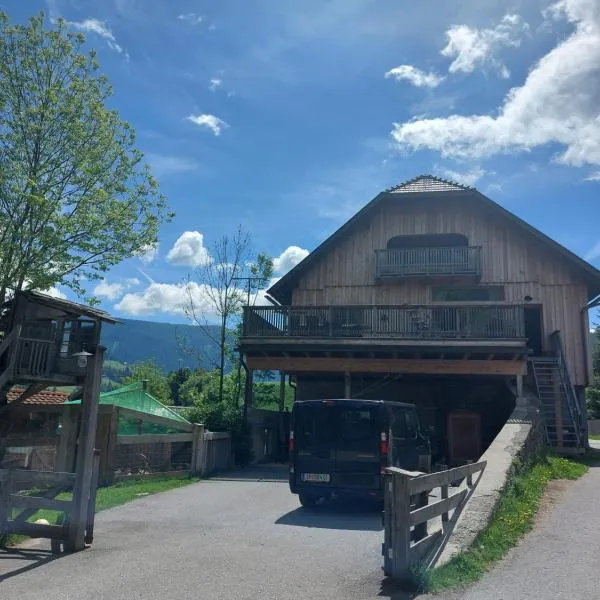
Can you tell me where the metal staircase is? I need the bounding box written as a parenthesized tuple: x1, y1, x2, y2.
(529, 332, 585, 452)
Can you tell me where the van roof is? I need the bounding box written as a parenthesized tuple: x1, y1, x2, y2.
(293, 399, 416, 409)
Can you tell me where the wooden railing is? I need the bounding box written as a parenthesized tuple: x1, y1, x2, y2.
(243, 305, 525, 340)
(382, 461, 486, 581)
(375, 246, 482, 279)
(15, 337, 55, 377)
(550, 331, 584, 448)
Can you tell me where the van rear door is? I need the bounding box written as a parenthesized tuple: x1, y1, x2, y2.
(332, 405, 381, 490)
(294, 404, 334, 485)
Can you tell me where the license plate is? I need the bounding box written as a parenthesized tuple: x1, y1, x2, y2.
(301, 473, 330, 483)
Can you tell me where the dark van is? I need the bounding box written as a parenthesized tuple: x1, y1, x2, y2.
(289, 399, 430, 507)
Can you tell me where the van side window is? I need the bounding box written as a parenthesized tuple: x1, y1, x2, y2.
(391, 409, 417, 440)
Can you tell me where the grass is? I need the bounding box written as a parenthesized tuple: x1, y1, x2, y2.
(588, 434, 600, 440)
(2, 475, 200, 548)
(420, 454, 589, 594)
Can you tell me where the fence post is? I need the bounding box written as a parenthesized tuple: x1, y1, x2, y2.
(85, 450, 101, 545)
(56, 404, 78, 473)
(386, 469, 412, 581)
(0, 470, 11, 541)
(66, 346, 104, 552)
(191, 424, 206, 476)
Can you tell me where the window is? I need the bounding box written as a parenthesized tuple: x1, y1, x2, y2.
(387, 233, 468, 249)
(390, 409, 418, 440)
(432, 286, 504, 302)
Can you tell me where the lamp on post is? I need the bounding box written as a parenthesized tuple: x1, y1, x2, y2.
(71, 350, 93, 369)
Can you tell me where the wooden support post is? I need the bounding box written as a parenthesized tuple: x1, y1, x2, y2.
(441, 484, 449, 522)
(344, 371, 351, 399)
(279, 372, 286, 413)
(56, 404, 78, 473)
(103, 407, 119, 486)
(66, 346, 105, 552)
(414, 491, 428, 541)
(516, 374, 523, 397)
(0, 470, 12, 540)
(388, 471, 412, 581)
(191, 423, 206, 476)
(84, 450, 101, 545)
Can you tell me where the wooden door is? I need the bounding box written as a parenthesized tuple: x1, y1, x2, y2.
(447, 411, 481, 465)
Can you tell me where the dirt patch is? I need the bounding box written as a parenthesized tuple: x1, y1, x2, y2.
(535, 479, 572, 524)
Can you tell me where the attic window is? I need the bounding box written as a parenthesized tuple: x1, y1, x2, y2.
(432, 286, 504, 302)
(387, 234, 468, 249)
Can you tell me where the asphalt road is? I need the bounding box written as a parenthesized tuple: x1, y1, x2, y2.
(0, 466, 389, 600)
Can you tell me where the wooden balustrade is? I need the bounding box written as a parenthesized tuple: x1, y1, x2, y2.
(243, 304, 525, 340)
(375, 246, 482, 279)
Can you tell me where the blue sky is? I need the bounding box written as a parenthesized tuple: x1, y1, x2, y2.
(5, 0, 600, 324)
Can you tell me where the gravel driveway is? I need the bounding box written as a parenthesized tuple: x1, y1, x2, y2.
(0, 466, 389, 600)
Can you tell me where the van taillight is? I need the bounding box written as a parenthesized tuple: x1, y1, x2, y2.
(380, 431, 388, 455)
(289, 430, 295, 453)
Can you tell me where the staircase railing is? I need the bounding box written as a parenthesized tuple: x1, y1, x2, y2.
(550, 331, 584, 448)
(528, 359, 551, 446)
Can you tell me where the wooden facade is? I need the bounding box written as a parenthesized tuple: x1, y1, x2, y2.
(283, 195, 593, 386)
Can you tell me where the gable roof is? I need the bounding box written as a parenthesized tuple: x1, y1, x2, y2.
(268, 174, 600, 304)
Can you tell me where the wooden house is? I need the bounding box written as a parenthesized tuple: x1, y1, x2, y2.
(240, 175, 600, 462)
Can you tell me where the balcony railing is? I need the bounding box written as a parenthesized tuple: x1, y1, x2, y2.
(243, 304, 525, 340)
(375, 246, 482, 279)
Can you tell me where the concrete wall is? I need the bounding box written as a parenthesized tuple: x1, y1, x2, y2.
(437, 392, 544, 565)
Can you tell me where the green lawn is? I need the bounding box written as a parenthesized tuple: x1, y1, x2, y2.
(420, 454, 589, 593)
(2, 475, 200, 547)
(588, 434, 600, 441)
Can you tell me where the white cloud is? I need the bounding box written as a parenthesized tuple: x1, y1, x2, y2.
(63, 18, 123, 53)
(178, 13, 203, 25)
(166, 231, 212, 267)
(43, 286, 67, 300)
(115, 281, 217, 318)
(209, 78, 222, 91)
(136, 243, 159, 264)
(441, 14, 528, 78)
(392, 1, 600, 169)
(585, 241, 600, 262)
(586, 171, 600, 181)
(93, 280, 124, 301)
(435, 166, 486, 187)
(186, 114, 228, 136)
(273, 246, 310, 275)
(384, 65, 444, 88)
(93, 278, 140, 301)
(145, 153, 198, 178)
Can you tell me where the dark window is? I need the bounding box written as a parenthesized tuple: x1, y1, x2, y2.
(336, 408, 378, 452)
(387, 233, 468, 249)
(390, 409, 418, 440)
(432, 286, 504, 301)
(295, 409, 331, 456)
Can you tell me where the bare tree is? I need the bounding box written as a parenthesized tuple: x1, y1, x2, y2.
(184, 226, 272, 403)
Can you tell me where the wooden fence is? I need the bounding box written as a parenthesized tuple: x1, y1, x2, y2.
(0, 451, 99, 550)
(382, 460, 486, 581)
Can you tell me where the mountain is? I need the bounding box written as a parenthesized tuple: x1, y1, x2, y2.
(100, 318, 222, 372)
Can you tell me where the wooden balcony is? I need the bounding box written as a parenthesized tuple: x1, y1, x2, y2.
(242, 304, 525, 341)
(375, 246, 482, 279)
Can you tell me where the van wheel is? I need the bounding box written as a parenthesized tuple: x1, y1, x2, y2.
(299, 493, 319, 509)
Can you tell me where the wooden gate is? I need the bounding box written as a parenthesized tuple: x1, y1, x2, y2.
(382, 460, 486, 581)
(0, 451, 100, 551)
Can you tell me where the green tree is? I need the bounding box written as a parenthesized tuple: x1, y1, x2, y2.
(168, 367, 193, 406)
(124, 360, 172, 405)
(0, 12, 172, 304)
(586, 328, 600, 418)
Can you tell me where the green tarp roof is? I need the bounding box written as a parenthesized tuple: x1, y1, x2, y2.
(65, 381, 190, 425)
